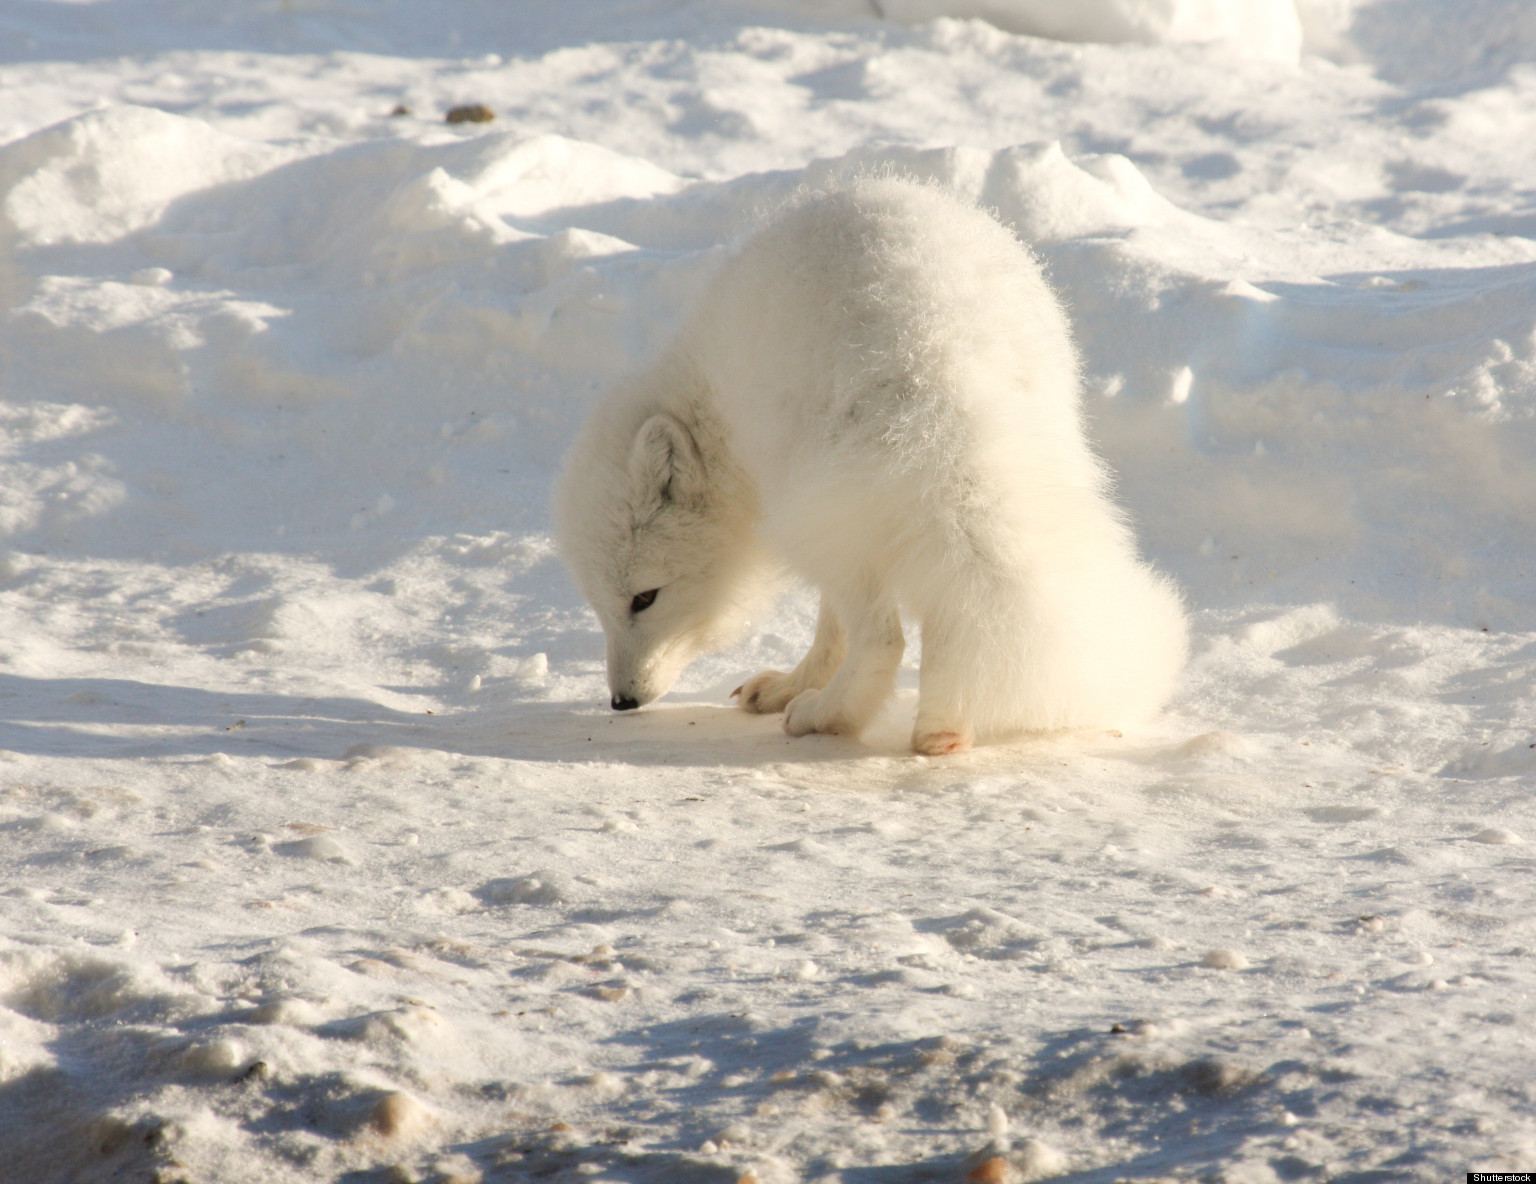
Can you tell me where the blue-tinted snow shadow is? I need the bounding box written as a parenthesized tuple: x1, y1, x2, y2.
(468, 1017, 1330, 1182)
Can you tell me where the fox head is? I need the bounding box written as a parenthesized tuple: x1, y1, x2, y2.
(556, 409, 767, 711)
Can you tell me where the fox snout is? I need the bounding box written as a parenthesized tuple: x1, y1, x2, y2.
(606, 653, 661, 712)
(606, 630, 679, 712)
(606, 651, 677, 713)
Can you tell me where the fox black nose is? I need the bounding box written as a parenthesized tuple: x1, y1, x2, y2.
(611, 694, 639, 711)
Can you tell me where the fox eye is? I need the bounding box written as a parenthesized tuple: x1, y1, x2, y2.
(630, 589, 659, 613)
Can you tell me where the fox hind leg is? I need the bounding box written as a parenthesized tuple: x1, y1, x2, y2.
(911, 603, 983, 755)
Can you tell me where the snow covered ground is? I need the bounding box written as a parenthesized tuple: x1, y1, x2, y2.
(1, 1, 1535, 1180)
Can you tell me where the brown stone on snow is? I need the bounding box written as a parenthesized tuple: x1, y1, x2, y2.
(445, 104, 494, 124)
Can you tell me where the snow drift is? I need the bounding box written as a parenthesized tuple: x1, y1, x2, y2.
(2, 104, 1532, 624)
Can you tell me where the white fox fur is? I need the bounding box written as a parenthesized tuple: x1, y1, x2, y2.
(555, 177, 1187, 754)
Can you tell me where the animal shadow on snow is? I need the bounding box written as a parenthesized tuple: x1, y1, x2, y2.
(0, 671, 872, 769)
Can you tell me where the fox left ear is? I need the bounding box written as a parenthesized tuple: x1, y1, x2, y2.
(629, 414, 704, 509)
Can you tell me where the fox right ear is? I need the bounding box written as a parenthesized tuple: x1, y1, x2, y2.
(629, 414, 704, 510)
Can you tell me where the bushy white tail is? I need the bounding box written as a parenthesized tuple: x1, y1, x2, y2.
(911, 551, 1187, 745)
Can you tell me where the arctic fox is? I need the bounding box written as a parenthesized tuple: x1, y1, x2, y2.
(555, 177, 1187, 754)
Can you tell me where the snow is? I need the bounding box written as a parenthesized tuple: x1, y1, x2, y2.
(876, 0, 1305, 63)
(0, 0, 1534, 1181)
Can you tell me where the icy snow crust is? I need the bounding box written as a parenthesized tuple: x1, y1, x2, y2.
(1, 1, 1534, 1181)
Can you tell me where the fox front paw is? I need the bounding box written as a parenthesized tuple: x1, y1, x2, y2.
(732, 669, 798, 714)
(783, 688, 855, 737)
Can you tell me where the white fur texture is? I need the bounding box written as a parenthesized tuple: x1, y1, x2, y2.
(555, 177, 1187, 753)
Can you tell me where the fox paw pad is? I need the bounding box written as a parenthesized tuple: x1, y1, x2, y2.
(912, 728, 972, 756)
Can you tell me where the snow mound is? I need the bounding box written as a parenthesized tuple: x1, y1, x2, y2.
(0, 105, 285, 248)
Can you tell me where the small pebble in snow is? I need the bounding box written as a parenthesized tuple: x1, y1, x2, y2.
(1202, 948, 1250, 970)
(1472, 827, 1522, 845)
(370, 1091, 432, 1138)
(967, 1157, 1013, 1184)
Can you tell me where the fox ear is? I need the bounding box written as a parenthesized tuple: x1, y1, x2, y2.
(629, 414, 704, 509)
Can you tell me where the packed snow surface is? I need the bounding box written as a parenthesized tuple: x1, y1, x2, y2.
(1, 1, 1535, 1181)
